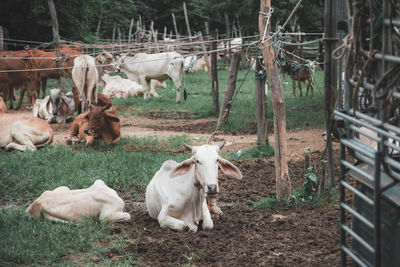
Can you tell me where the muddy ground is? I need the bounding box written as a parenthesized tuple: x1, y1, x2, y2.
(12, 109, 341, 266)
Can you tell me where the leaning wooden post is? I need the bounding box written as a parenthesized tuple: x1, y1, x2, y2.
(47, 0, 65, 92)
(183, 2, 192, 41)
(0, 26, 3, 50)
(128, 18, 134, 43)
(172, 13, 179, 40)
(218, 53, 241, 123)
(255, 57, 268, 145)
(211, 40, 219, 113)
(204, 21, 210, 36)
(259, 0, 291, 199)
(150, 21, 160, 53)
(198, 32, 212, 81)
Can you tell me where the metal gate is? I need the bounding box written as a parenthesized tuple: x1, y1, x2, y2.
(333, 0, 400, 266)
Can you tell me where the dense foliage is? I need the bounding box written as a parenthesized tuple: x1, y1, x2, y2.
(0, 0, 324, 46)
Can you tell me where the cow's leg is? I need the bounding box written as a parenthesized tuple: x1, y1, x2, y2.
(201, 199, 214, 230)
(5, 127, 36, 151)
(157, 206, 188, 232)
(6, 86, 13, 110)
(42, 212, 69, 223)
(207, 195, 223, 215)
(310, 80, 314, 97)
(16, 87, 25, 110)
(298, 79, 303, 97)
(41, 79, 47, 99)
(99, 205, 131, 223)
(291, 80, 296, 98)
(172, 78, 182, 104)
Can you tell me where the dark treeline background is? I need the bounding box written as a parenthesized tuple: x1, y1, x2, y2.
(0, 0, 324, 46)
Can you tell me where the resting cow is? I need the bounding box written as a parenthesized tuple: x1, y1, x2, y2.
(0, 96, 6, 113)
(0, 110, 54, 152)
(26, 179, 131, 223)
(32, 89, 75, 123)
(145, 142, 242, 232)
(66, 105, 120, 146)
(117, 52, 184, 103)
(72, 51, 119, 112)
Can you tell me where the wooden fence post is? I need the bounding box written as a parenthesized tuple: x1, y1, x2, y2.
(255, 57, 268, 145)
(0, 26, 4, 50)
(183, 2, 192, 41)
(211, 40, 219, 113)
(198, 32, 212, 81)
(150, 21, 160, 53)
(204, 21, 210, 36)
(259, 0, 291, 199)
(128, 18, 134, 43)
(172, 13, 179, 40)
(218, 53, 241, 123)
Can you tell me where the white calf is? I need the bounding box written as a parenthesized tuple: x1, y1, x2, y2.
(26, 180, 131, 223)
(145, 142, 242, 232)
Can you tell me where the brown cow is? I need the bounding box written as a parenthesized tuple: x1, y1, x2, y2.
(30, 48, 81, 99)
(66, 105, 120, 146)
(0, 50, 40, 109)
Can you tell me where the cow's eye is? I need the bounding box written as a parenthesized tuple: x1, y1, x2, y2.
(196, 160, 200, 164)
(216, 159, 219, 163)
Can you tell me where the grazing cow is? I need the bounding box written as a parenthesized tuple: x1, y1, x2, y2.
(72, 51, 119, 112)
(117, 52, 184, 103)
(145, 142, 242, 232)
(33, 89, 75, 123)
(0, 112, 54, 152)
(66, 105, 120, 146)
(280, 58, 315, 98)
(26, 179, 131, 223)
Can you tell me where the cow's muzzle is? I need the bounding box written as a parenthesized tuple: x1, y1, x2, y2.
(207, 184, 218, 194)
(84, 128, 92, 135)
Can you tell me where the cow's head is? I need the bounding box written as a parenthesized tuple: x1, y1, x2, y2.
(49, 89, 62, 115)
(96, 51, 119, 73)
(83, 105, 120, 137)
(170, 142, 242, 197)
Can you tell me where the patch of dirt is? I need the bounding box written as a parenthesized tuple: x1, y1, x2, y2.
(9, 106, 341, 265)
(112, 153, 340, 266)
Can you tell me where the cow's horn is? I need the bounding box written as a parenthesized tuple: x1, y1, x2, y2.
(217, 140, 225, 150)
(102, 104, 111, 111)
(184, 143, 193, 151)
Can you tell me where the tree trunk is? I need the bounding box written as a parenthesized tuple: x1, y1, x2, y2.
(259, 0, 291, 199)
(255, 57, 268, 145)
(218, 53, 241, 123)
(211, 41, 219, 113)
(47, 0, 65, 92)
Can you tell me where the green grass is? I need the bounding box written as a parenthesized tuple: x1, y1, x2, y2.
(0, 208, 111, 266)
(225, 144, 274, 161)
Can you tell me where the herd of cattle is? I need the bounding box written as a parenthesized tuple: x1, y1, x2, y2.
(0, 46, 243, 232)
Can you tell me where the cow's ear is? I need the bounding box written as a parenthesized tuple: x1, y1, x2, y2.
(104, 111, 120, 122)
(219, 158, 242, 180)
(170, 158, 195, 178)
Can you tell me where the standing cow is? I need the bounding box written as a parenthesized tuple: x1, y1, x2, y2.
(117, 52, 184, 103)
(145, 142, 242, 232)
(72, 51, 119, 112)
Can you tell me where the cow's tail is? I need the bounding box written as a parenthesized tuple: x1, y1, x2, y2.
(26, 201, 42, 218)
(35, 127, 54, 149)
(182, 59, 187, 101)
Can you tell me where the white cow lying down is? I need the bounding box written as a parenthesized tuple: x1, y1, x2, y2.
(26, 180, 131, 223)
(145, 142, 242, 232)
(102, 74, 167, 99)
